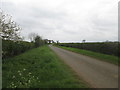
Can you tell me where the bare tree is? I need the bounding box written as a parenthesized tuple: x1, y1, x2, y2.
(28, 33, 38, 42)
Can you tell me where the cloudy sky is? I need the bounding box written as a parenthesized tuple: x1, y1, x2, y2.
(1, 0, 118, 42)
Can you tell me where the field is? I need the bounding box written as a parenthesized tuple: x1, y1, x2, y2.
(56, 45, 118, 65)
(2, 45, 88, 88)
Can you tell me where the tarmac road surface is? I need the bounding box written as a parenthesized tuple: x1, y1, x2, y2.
(49, 45, 118, 88)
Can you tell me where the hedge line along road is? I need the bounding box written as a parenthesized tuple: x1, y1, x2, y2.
(49, 45, 118, 88)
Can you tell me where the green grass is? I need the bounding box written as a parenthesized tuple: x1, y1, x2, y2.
(2, 45, 88, 88)
(56, 46, 118, 65)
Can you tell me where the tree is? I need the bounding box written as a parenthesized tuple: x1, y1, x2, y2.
(52, 40, 55, 43)
(82, 40, 86, 43)
(44, 39, 49, 44)
(57, 40, 59, 44)
(47, 40, 50, 44)
(0, 11, 22, 41)
(28, 33, 38, 43)
(34, 35, 43, 47)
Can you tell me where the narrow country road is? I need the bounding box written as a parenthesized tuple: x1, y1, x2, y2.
(49, 45, 118, 88)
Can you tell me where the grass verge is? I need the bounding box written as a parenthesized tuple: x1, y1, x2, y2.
(2, 45, 88, 88)
(56, 45, 118, 65)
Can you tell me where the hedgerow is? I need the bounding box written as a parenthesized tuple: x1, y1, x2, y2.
(57, 42, 119, 56)
(2, 40, 34, 59)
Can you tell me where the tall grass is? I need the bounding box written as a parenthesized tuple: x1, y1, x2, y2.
(2, 45, 88, 88)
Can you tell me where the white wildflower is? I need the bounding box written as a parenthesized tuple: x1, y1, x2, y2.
(19, 73, 22, 76)
(18, 70, 21, 73)
(20, 82, 22, 85)
(29, 72, 31, 75)
(12, 76, 15, 79)
(23, 68, 26, 71)
(28, 80, 31, 83)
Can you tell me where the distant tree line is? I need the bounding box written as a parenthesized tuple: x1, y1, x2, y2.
(28, 32, 55, 47)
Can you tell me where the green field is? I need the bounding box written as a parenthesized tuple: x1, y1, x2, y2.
(56, 46, 118, 65)
(2, 45, 88, 88)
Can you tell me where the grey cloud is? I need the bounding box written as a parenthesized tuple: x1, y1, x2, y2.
(31, 7, 67, 19)
(1, 0, 118, 42)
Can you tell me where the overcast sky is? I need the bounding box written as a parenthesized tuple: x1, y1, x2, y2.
(1, 0, 118, 42)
